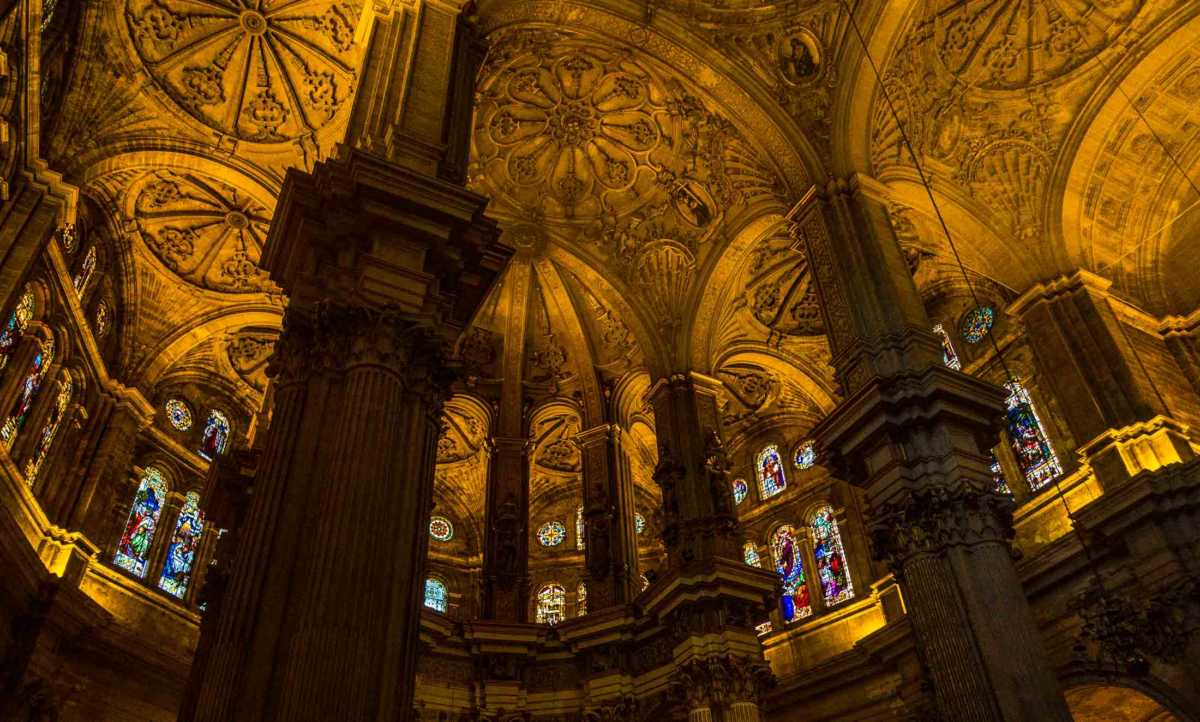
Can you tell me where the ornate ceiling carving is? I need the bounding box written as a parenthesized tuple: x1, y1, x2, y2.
(742, 231, 823, 340)
(125, 0, 362, 142)
(225, 327, 277, 392)
(129, 170, 272, 293)
(531, 411, 582, 474)
(926, 0, 1142, 91)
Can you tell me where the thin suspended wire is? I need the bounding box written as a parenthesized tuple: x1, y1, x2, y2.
(838, 0, 1108, 578)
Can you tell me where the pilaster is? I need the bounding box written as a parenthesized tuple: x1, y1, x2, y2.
(481, 435, 530, 622)
(576, 423, 638, 609)
(797, 175, 1071, 721)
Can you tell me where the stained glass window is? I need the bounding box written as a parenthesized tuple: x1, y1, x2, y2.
(771, 525, 811, 622)
(1, 336, 53, 447)
(732, 478, 748, 504)
(576, 505, 585, 551)
(158, 491, 204, 598)
(577, 581, 587, 617)
(640, 574, 650, 591)
(1004, 381, 1062, 491)
(424, 578, 447, 613)
(166, 399, 192, 431)
(74, 246, 97, 296)
(429, 516, 453, 542)
(536, 583, 566, 625)
(114, 467, 168, 578)
(810, 506, 853, 606)
(199, 409, 230, 458)
(634, 513, 645, 534)
(56, 225, 77, 254)
(24, 376, 71, 483)
(989, 452, 1011, 495)
(933, 323, 961, 370)
(94, 300, 111, 338)
(537, 521, 566, 547)
(793, 440, 816, 469)
(743, 541, 760, 567)
(0, 288, 35, 371)
(757, 444, 787, 499)
(960, 306, 994, 344)
(755, 621, 774, 636)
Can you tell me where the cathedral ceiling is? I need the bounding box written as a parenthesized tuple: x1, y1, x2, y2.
(870, 0, 1200, 315)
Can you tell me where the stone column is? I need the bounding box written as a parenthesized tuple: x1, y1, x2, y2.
(72, 395, 149, 544)
(646, 372, 740, 568)
(481, 435, 530, 621)
(670, 655, 772, 722)
(1011, 271, 1196, 486)
(576, 424, 638, 609)
(795, 175, 1071, 721)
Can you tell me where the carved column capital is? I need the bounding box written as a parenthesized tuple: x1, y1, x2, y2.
(669, 655, 774, 712)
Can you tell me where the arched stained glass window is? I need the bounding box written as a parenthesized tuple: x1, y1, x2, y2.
(793, 440, 816, 469)
(1, 336, 53, 447)
(577, 581, 587, 617)
(639, 574, 650, 591)
(933, 323, 961, 370)
(634, 513, 645, 534)
(24, 376, 71, 483)
(73, 246, 97, 296)
(960, 306, 994, 344)
(576, 505, 585, 551)
(166, 399, 192, 431)
(810, 506, 853, 606)
(0, 288, 35, 371)
(536, 583, 566, 625)
(743, 541, 760, 567)
(94, 300, 111, 339)
(537, 521, 566, 547)
(199, 409, 230, 458)
(429, 516, 453, 542)
(771, 525, 811, 622)
(158, 491, 204, 598)
(732, 478, 748, 504)
(1004, 381, 1062, 491)
(757, 444, 787, 499)
(424, 578, 447, 613)
(114, 467, 168, 578)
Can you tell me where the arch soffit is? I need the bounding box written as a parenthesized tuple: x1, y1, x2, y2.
(139, 307, 284, 387)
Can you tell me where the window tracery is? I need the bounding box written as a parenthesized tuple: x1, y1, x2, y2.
(158, 491, 204, 598)
(114, 467, 168, 578)
(0, 288, 35, 371)
(424, 578, 448, 613)
(1004, 381, 1062, 491)
(166, 399, 192, 431)
(94, 300, 111, 338)
(24, 375, 71, 483)
(74, 246, 97, 296)
(960, 306, 994, 343)
(743, 541, 760, 567)
(576, 581, 587, 617)
(535, 583, 566, 625)
(429, 516, 453, 542)
(1, 335, 53, 446)
(576, 505, 585, 551)
(793, 440, 815, 469)
(757, 444, 787, 499)
(537, 521, 566, 547)
(771, 525, 811, 622)
(732, 478, 748, 504)
(810, 506, 853, 606)
(933, 323, 962, 369)
(199, 409, 230, 458)
(634, 513, 645, 534)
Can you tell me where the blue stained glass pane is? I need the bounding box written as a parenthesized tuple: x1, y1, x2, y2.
(200, 409, 230, 458)
(424, 578, 447, 613)
(114, 469, 168, 578)
(960, 306, 995, 344)
(732, 478, 748, 504)
(811, 506, 853, 606)
(159, 492, 204, 598)
(793, 441, 816, 469)
(537, 521, 566, 547)
(1004, 381, 1062, 491)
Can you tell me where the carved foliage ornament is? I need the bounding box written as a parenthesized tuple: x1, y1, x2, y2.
(126, 0, 361, 142)
(131, 171, 271, 293)
(744, 231, 823, 337)
(226, 327, 278, 391)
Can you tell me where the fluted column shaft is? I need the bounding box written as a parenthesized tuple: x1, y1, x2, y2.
(577, 424, 638, 608)
(796, 175, 1071, 721)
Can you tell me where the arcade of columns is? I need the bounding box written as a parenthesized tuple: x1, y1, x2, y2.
(1, 0, 1199, 720)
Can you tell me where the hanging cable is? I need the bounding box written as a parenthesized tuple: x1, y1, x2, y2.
(836, 0, 1113, 584)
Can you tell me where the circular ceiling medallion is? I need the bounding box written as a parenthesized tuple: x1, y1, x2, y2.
(125, 0, 362, 142)
(131, 170, 271, 293)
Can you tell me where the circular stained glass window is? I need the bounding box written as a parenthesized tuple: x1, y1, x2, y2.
(794, 441, 816, 469)
(960, 306, 995, 344)
(732, 478, 748, 504)
(429, 516, 454, 542)
(634, 513, 646, 534)
(165, 399, 192, 431)
(537, 521, 567, 547)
